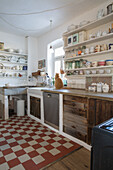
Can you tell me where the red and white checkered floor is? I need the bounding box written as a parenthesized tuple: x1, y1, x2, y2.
(0, 116, 80, 170)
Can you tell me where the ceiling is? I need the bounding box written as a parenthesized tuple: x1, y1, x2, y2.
(0, 0, 106, 37)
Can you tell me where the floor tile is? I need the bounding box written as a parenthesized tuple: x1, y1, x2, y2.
(5, 152, 16, 161)
(0, 144, 10, 151)
(15, 149, 26, 157)
(40, 141, 49, 147)
(32, 155, 45, 164)
(36, 147, 47, 154)
(12, 145, 22, 152)
(28, 140, 37, 146)
(49, 148, 60, 156)
(63, 142, 73, 149)
(11, 164, 25, 170)
(24, 146, 34, 153)
(51, 142, 61, 148)
(18, 154, 30, 163)
(8, 158, 20, 169)
(0, 162, 9, 170)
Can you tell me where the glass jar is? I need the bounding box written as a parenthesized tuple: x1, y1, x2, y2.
(80, 59, 83, 68)
(72, 61, 75, 69)
(75, 60, 80, 68)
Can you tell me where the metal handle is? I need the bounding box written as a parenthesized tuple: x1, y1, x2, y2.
(47, 94, 51, 98)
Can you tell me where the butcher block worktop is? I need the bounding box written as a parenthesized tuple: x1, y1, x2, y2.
(41, 88, 113, 101)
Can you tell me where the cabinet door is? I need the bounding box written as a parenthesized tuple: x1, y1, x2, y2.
(63, 95, 88, 142)
(95, 100, 113, 125)
(43, 92, 59, 129)
(30, 96, 41, 119)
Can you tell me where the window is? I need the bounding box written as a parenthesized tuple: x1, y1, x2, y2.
(54, 47, 64, 78)
(47, 39, 65, 78)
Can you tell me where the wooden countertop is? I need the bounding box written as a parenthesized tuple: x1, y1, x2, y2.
(41, 88, 113, 101)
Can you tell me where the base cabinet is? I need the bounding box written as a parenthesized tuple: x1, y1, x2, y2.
(63, 95, 113, 144)
(30, 96, 41, 119)
(63, 95, 88, 142)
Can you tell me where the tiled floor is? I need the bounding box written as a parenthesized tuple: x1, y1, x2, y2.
(0, 116, 81, 170)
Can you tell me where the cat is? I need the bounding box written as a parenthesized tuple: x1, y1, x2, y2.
(55, 73, 63, 89)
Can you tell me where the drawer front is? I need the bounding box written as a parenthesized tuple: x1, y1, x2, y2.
(63, 112, 87, 141)
(64, 95, 87, 104)
(64, 100, 87, 118)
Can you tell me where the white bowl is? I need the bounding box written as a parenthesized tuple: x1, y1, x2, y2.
(99, 69, 104, 74)
(91, 70, 97, 74)
(105, 69, 111, 74)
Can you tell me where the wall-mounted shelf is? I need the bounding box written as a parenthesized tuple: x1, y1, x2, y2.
(0, 50, 28, 57)
(65, 65, 113, 71)
(0, 69, 27, 72)
(64, 33, 113, 50)
(64, 49, 113, 61)
(0, 60, 27, 65)
(66, 74, 113, 78)
(63, 13, 113, 37)
(0, 76, 27, 79)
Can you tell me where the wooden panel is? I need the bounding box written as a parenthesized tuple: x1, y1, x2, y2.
(64, 101, 87, 118)
(63, 111, 87, 141)
(30, 96, 41, 119)
(63, 112, 87, 125)
(64, 95, 87, 103)
(87, 99, 96, 126)
(63, 118, 87, 135)
(96, 100, 113, 125)
(63, 125, 87, 142)
(87, 126, 93, 144)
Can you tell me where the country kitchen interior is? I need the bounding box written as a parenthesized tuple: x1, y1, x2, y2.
(0, 0, 113, 170)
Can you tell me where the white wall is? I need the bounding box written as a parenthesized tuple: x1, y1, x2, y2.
(0, 31, 27, 53)
(27, 36, 38, 85)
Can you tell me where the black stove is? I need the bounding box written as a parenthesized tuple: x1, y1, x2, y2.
(91, 118, 113, 170)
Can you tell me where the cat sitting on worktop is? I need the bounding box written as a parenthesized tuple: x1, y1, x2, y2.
(55, 73, 63, 89)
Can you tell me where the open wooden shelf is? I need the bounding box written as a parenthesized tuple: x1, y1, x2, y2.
(65, 65, 113, 71)
(0, 50, 28, 57)
(64, 49, 113, 61)
(64, 33, 113, 50)
(63, 13, 113, 37)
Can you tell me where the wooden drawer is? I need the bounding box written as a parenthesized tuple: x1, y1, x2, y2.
(63, 125, 87, 142)
(63, 112, 87, 134)
(64, 95, 87, 104)
(64, 100, 87, 118)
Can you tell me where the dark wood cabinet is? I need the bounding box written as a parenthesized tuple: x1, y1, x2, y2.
(30, 96, 41, 119)
(63, 95, 113, 144)
(63, 95, 88, 142)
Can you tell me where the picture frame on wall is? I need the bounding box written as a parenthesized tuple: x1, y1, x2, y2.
(38, 59, 46, 69)
(67, 35, 72, 46)
(72, 33, 79, 44)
